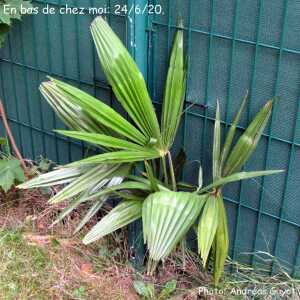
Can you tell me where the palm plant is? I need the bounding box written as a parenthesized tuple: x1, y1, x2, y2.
(18, 17, 282, 285)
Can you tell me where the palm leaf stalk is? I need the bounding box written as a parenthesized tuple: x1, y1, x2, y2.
(18, 17, 283, 286)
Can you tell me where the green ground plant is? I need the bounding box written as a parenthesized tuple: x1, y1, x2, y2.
(18, 16, 282, 285)
(0, 157, 25, 192)
(0, 138, 25, 193)
(0, 0, 32, 47)
(133, 279, 177, 299)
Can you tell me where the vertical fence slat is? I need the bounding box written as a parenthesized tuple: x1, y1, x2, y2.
(222, 0, 239, 261)
(7, 35, 24, 154)
(31, 5, 46, 157)
(19, 24, 35, 157)
(181, 0, 193, 183)
(268, 0, 295, 273)
(57, 0, 71, 163)
(251, 0, 289, 273)
(44, 9, 59, 162)
(224, 0, 239, 129)
(200, 0, 216, 169)
(232, 0, 264, 263)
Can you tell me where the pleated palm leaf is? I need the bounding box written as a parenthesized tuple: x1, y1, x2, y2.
(18, 16, 283, 286)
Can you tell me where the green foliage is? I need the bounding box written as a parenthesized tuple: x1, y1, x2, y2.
(158, 279, 177, 299)
(0, 137, 7, 145)
(133, 279, 177, 300)
(0, 0, 32, 48)
(0, 136, 11, 155)
(196, 97, 282, 285)
(0, 137, 25, 193)
(223, 100, 274, 176)
(72, 286, 86, 299)
(18, 16, 283, 286)
(161, 20, 186, 149)
(197, 194, 218, 266)
(133, 281, 155, 299)
(142, 192, 206, 266)
(91, 17, 161, 144)
(0, 158, 25, 192)
(83, 200, 142, 244)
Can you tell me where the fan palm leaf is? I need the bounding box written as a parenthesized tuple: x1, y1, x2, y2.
(91, 17, 161, 145)
(142, 191, 207, 263)
(42, 79, 148, 146)
(40, 81, 111, 135)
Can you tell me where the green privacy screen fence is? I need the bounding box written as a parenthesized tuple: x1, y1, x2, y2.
(0, 0, 299, 276)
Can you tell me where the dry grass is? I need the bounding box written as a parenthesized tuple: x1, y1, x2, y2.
(0, 189, 138, 299)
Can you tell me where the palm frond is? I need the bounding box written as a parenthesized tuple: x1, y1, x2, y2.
(40, 81, 109, 134)
(67, 150, 161, 166)
(54, 176, 124, 228)
(18, 165, 93, 189)
(127, 175, 170, 192)
(73, 176, 124, 233)
(142, 191, 207, 263)
(42, 79, 148, 146)
(48, 164, 130, 204)
(219, 92, 248, 171)
(52, 195, 87, 226)
(56, 130, 146, 152)
(74, 199, 106, 234)
(223, 100, 273, 176)
(83, 200, 142, 244)
(161, 23, 186, 149)
(91, 17, 161, 145)
(74, 181, 154, 203)
(198, 195, 219, 266)
(198, 169, 283, 194)
(213, 195, 229, 286)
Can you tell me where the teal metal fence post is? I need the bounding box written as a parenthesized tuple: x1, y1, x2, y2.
(127, 0, 148, 268)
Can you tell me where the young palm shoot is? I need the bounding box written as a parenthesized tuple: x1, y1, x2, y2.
(197, 97, 283, 285)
